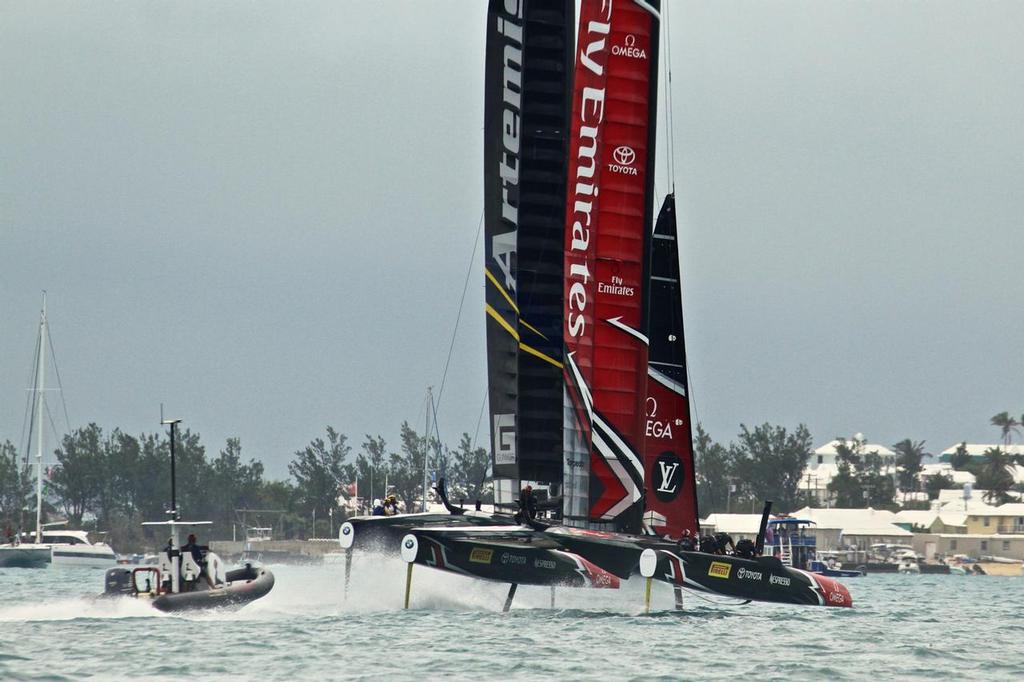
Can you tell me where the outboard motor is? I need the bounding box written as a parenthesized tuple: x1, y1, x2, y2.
(104, 568, 134, 596)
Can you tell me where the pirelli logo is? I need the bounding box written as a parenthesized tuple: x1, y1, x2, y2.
(708, 561, 732, 579)
(469, 548, 493, 564)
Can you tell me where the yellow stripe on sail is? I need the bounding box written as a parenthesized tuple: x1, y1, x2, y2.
(519, 318, 548, 341)
(485, 268, 519, 314)
(486, 304, 520, 341)
(519, 342, 563, 369)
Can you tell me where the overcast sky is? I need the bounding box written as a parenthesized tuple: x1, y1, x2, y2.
(3, 1, 1022, 478)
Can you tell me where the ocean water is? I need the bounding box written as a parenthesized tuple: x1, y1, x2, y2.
(1, 556, 1021, 681)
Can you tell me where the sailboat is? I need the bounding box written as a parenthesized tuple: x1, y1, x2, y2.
(352, 0, 853, 610)
(0, 294, 56, 569)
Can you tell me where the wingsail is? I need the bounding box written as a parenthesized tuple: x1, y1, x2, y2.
(642, 195, 700, 538)
(563, 0, 662, 533)
(485, 0, 575, 506)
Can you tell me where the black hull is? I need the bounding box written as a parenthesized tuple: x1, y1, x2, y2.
(339, 512, 515, 553)
(405, 528, 620, 588)
(647, 550, 852, 608)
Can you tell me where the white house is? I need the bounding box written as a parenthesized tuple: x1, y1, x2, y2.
(809, 437, 896, 469)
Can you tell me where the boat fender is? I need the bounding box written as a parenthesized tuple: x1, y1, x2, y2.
(400, 534, 418, 563)
(339, 522, 355, 549)
(639, 549, 657, 578)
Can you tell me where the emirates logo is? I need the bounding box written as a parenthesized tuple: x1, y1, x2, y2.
(613, 146, 636, 166)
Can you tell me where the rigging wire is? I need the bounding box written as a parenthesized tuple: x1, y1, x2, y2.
(471, 389, 487, 451)
(46, 318, 72, 432)
(19, 325, 41, 465)
(434, 207, 485, 416)
(662, 0, 678, 195)
(659, 1, 701, 431)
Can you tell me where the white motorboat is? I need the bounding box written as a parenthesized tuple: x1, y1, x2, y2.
(21, 528, 117, 568)
(0, 542, 51, 568)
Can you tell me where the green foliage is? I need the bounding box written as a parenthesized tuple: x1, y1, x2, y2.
(949, 442, 971, 471)
(826, 437, 897, 509)
(449, 433, 491, 504)
(728, 423, 811, 512)
(893, 439, 925, 492)
(925, 472, 954, 500)
(352, 435, 390, 504)
(990, 411, 1020, 446)
(694, 424, 731, 514)
(0, 441, 33, 532)
(976, 447, 1013, 504)
(287, 426, 351, 523)
(388, 422, 429, 512)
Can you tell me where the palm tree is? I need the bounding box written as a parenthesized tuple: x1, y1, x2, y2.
(990, 412, 1020, 447)
(978, 447, 1013, 505)
(892, 439, 925, 495)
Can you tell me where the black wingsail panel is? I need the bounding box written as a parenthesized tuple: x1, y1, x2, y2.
(642, 195, 700, 538)
(484, 0, 574, 506)
(514, 1, 574, 492)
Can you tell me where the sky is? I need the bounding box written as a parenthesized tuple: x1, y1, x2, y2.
(2, 1, 1022, 479)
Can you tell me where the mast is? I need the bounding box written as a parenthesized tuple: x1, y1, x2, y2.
(34, 292, 47, 544)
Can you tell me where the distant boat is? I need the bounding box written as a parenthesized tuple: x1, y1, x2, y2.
(100, 418, 274, 612)
(21, 526, 116, 569)
(0, 294, 58, 569)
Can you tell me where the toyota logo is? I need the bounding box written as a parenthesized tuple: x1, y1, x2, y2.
(613, 146, 635, 166)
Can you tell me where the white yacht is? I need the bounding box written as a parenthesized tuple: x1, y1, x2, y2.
(21, 529, 117, 568)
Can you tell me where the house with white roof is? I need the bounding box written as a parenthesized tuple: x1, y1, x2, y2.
(809, 437, 896, 469)
(893, 509, 967, 534)
(939, 443, 1024, 460)
(790, 506, 913, 550)
(699, 514, 764, 541)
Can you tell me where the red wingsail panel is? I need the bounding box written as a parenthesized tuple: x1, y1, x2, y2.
(564, 0, 660, 532)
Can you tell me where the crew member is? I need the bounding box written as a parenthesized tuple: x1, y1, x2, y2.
(371, 498, 385, 516)
(713, 532, 735, 555)
(514, 485, 538, 524)
(383, 495, 399, 516)
(180, 533, 205, 589)
(677, 529, 697, 552)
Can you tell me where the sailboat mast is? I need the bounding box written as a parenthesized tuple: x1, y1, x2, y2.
(34, 292, 47, 544)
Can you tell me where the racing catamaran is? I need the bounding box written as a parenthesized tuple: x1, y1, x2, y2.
(349, 0, 852, 610)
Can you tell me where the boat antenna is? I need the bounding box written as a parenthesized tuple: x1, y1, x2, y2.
(162, 413, 183, 521)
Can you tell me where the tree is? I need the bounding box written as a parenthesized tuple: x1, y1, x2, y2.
(49, 424, 104, 525)
(449, 433, 491, 504)
(0, 441, 34, 532)
(924, 472, 954, 500)
(694, 424, 731, 514)
(352, 435, 389, 505)
(893, 439, 926, 493)
(826, 437, 896, 509)
(728, 423, 811, 512)
(949, 442, 971, 471)
(288, 426, 351, 525)
(976, 447, 1013, 504)
(387, 422, 429, 512)
(210, 438, 264, 534)
(990, 412, 1020, 446)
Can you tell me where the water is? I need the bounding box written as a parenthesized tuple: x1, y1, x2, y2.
(1, 556, 1021, 681)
